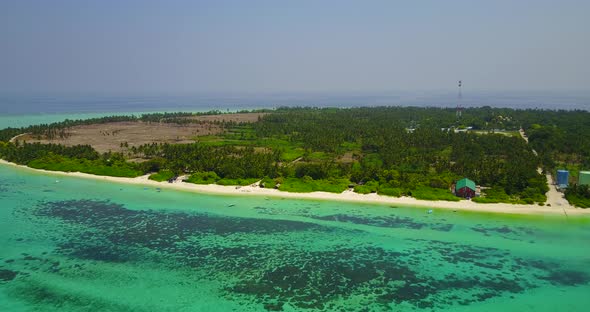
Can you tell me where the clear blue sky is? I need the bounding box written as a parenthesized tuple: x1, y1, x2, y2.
(1, 0, 588, 94)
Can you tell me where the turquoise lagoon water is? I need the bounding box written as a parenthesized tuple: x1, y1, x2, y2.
(0, 163, 589, 311)
(0, 111, 197, 129)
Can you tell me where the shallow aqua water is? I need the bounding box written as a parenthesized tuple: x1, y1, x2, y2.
(0, 111, 185, 129)
(1, 164, 589, 311)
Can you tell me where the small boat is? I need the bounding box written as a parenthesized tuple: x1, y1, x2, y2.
(228, 204, 236, 207)
(427, 209, 433, 214)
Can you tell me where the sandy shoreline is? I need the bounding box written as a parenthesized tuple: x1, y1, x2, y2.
(1, 159, 588, 216)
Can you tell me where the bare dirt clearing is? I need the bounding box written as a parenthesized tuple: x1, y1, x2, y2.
(16, 113, 266, 153)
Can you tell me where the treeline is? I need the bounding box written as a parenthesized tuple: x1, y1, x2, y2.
(0, 141, 99, 163)
(0, 141, 142, 177)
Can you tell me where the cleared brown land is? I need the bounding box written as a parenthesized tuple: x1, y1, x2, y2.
(17, 113, 266, 154)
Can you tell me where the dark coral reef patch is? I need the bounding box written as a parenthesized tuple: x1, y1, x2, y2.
(10, 199, 587, 311)
(0, 269, 18, 282)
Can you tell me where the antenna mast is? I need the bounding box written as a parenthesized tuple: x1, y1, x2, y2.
(456, 80, 463, 119)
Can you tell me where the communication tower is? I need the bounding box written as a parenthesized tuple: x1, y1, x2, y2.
(456, 80, 463, 118)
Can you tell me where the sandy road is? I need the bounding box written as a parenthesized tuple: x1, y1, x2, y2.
(544, 173, 572, 216)
(520, 128, 573, 212)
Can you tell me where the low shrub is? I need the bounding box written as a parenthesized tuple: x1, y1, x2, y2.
(149, 170, 176, 182)
(279, 177, 349, 193)
(412, 186, 460, 201)
(185, 171, 220, 184)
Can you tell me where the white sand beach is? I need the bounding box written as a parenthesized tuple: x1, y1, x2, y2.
(1, 159, 587, 217)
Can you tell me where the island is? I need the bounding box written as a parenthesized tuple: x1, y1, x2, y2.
(1, 106, 589, 214)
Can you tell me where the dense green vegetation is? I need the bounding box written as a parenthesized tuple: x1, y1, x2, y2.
(185, 171, 221, 184)
(0, 142, 142, 177)
(246, 107, 548, 202)
(520, 110, 590, 170)
(184, 171, 259, 186)
(411, 187, 461, 202)
(278, 177, 350, 193)
(135, 144, 279, 179)
(2, 106, 589, 205)
(564, 185, 590, 208)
